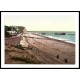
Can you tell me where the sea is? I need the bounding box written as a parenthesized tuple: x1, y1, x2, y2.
(28, 31, 75, 44)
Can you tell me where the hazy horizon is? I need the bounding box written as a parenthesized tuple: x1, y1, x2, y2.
(3, 12, 78, 31)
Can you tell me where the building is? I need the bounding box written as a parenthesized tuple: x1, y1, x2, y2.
(7, 31, 17, 36)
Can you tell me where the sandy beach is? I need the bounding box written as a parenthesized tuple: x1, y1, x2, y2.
(24, 33, 75, 64)
(5, 33, 75, 64)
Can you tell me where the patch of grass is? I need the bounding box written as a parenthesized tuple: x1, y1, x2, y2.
(11, 56, 40, 64)
(13, 44, 24, 50)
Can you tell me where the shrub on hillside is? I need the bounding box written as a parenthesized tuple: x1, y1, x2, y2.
(14, 44, 24, 50)
(5, 31, 12, 37)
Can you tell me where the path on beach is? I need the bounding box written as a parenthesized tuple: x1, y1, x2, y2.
(25, 33, 75, 64)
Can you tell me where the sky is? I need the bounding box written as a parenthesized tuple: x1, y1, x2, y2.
(3, 12, 78, 31)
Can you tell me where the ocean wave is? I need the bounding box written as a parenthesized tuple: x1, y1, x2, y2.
(46, 36, 75, 44)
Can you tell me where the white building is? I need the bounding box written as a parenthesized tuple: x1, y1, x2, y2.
(7, 31, 17, 35)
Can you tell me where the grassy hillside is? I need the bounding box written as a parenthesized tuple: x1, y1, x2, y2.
(5, 45, 41, 64)
(5, 25, 25, 37)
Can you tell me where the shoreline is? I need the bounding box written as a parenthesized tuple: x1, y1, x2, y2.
(44, 35, 75, 44)
(34, 34, 75, 45)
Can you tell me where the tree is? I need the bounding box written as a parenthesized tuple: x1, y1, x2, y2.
(5, 25, 11, 37)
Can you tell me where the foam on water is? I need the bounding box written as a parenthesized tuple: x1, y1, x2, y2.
(46, 36, 75, 44)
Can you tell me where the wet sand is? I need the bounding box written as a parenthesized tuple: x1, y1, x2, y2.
(25, 33, 75, 64)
